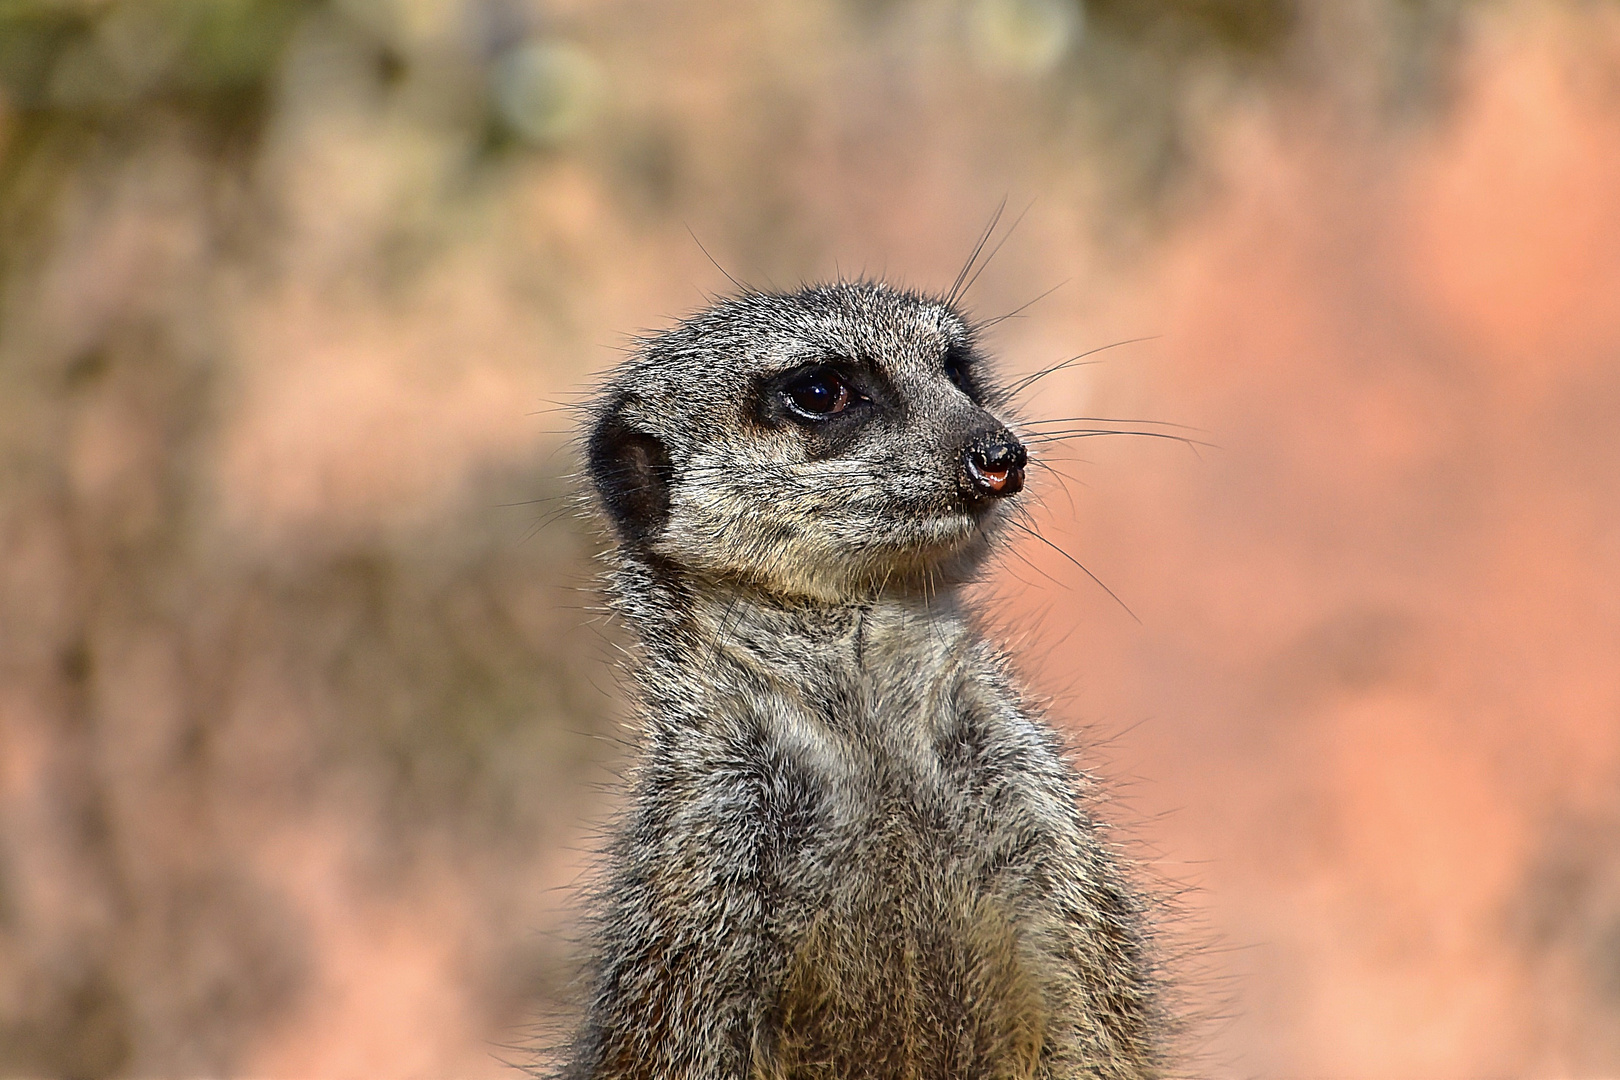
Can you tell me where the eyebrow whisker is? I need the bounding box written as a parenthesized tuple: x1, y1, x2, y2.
(947, 199, 1008, 307)
(1004, 336, 1160, 398)
(976, 279, 1069, 329)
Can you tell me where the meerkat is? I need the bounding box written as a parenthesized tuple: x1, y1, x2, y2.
(561, 279, 1165, 1080)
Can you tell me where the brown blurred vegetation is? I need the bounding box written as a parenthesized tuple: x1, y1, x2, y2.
(0, 0, 1617, 1076)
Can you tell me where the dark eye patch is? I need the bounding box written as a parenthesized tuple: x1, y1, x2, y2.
(942, 346, 981, 403)
(753, 360, 888, 460)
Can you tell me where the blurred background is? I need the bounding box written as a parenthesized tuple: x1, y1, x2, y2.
(1, 0, 1618, 1075)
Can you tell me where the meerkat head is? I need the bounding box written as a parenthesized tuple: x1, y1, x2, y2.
(585, 281, 1026, 604)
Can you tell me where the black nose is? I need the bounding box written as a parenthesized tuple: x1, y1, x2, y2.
(962, 433, 1027, 500)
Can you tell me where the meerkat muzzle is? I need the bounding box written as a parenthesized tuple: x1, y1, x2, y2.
(963, 434, 1027, 500)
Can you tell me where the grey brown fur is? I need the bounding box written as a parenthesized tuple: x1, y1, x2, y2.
(562, 281, 1164, 1079)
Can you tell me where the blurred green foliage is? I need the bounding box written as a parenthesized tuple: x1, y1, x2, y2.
(1084, 0, 1296, 56)
(0, 0, 314, 116)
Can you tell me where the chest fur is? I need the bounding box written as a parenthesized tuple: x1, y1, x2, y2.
(751, 691, 1051, 1079)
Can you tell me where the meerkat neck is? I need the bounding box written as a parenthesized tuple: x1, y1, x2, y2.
(617, 559, 967, 641)
(610, 558, 977, 731)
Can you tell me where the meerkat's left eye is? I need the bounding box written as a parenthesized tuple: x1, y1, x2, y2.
(783, 368, 853, 418)
(943, 350, 970, 393)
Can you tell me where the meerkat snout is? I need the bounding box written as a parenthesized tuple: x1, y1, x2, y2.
(962, 430, 1027, 501)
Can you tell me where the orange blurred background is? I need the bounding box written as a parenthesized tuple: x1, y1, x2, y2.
(1, 0, 1618, 1075)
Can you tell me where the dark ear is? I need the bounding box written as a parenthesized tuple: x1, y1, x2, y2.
(587, 400, 673, 548)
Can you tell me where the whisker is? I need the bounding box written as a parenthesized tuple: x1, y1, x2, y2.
(1023, 416, 1202, 432)
(686, 224, 750, 294)
(954, 197, 1035, 306)
(529, 396, 594, 417)
(976, 278, 1068, 329)
(1006, 519, 1140, 624)
(1025, 458, 1081, 516)
(1023, 429, 1214, 456)
(1004, 336, 1161, 398)
(494, 493, 573, 508)
(947, 199, 1007, 308)
(519, 503, 582, 544)
(997, 529, 1070, 592)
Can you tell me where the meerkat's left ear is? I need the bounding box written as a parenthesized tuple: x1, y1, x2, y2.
(587, 396, 673, 549)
